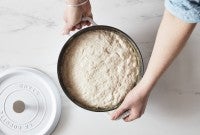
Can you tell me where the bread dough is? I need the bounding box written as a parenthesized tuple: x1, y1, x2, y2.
(62, 29, 141, 109)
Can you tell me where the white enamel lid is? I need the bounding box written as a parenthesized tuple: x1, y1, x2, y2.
(0, 67, 61, 135)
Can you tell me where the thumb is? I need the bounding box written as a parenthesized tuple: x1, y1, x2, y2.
(111, 104, 128, 120)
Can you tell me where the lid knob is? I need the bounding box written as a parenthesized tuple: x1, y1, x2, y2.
(13, 100, 25, 113)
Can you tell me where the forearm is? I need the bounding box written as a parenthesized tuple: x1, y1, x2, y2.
(140, 10, 196, 93)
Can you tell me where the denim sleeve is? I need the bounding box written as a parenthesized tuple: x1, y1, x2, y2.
(165, 0, 200, 23)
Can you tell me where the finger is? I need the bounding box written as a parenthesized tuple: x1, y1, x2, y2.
(63, 27, 70, 35)
(78, 25, 83, 30)
(86, 20, 91, 26)
(111, 105, 128, 120)
(80, 20, 91, 26)
(63, 23, 73, 35)
(75, 23, 81, 29)
(71, 26, 76, 31)
(81, 21, 87, 27)
(84, 14, 93, 26)
(76, 22, 82, 30)
(123, 110, 141, 122)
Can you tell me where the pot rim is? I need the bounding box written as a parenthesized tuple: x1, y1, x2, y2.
(57, 25, 144, 112)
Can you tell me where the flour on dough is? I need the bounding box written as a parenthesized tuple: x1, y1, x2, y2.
(62, 30, 140, 109)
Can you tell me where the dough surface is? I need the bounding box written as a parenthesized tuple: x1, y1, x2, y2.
(62, 29, 141, 109)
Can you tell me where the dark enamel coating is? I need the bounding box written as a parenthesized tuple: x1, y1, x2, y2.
(57, 25, 144, 112)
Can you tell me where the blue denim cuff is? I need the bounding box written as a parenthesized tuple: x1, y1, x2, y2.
(165, 0, 200, 23)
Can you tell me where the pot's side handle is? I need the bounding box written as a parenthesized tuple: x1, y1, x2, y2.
(107, 110, 131, 120)
(67, 17, 97, 36)
(116, 110, 131, 120)
(82, 17, 97, 26)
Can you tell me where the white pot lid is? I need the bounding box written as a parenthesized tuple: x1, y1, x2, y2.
(0, 67, 61, 135)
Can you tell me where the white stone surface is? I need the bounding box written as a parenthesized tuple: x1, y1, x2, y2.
(0, 0, 200, 135)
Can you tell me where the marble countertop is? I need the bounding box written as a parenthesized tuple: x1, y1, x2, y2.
(0, 0, 200, 135)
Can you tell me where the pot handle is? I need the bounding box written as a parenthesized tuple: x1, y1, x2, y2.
(67, 17, 97, 35)
(116, 110, 131, 120)
(81, 17, 97, 26)
(107, 109, 131, 120)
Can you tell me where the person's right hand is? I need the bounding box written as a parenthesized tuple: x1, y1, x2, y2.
(111, 80, 152, 122)
(63, 0, 93, 34)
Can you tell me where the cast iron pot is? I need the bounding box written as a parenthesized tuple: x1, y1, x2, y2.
(57, 17, 144, 112)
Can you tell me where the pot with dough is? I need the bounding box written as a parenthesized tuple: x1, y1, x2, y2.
(57, 18, 144, 113)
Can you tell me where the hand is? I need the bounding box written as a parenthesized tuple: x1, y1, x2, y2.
(63, 0, 93, 34)
(111, 81, 151, 122)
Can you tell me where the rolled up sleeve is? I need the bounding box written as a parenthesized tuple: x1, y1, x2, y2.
(165, 0, 200, 23)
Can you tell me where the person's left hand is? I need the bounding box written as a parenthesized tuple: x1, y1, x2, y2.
(63, 0, 93, 34)
(111, 81, 151, 122)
